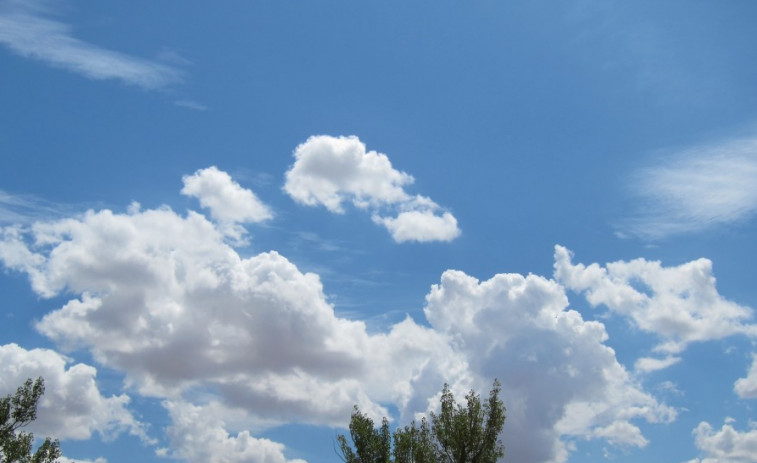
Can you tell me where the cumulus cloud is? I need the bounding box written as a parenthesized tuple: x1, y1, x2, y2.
(160, 401, 306, 463)
(181, 166, 272, 242)
(686, 419, 757, 463)
(284, 135, 460, 243)
(554, 245, 757, 354)
(17, 209, 372, 417)
(0, 0, 182, 90)
(423, 269, 674, 463)
(181, 166, 272, 224)
(0, 174, 681, 463)
(634, 356, 682, 373)
(0, 343, 147, 442)
(372, 209, 460, 243)
(622, 136, 757, 239)
(734, 354, 757, 399)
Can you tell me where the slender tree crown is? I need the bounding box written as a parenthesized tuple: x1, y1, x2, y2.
(338, 380, 505, 463)
(0, 378, 61, 463)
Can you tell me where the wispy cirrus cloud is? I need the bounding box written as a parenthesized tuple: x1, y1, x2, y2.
(0, 0, 182, 90)
(620, 135, 757, 239)
(0, 189, 75, 224)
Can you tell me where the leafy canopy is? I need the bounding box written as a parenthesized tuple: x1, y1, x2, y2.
(338, 380, 505, 463)
(0, 378, 61, 463)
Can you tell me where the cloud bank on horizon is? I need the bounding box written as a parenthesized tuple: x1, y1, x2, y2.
(1, 153, 755, 463)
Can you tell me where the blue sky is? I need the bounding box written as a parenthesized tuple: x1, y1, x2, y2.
(2, 1, 757, 462)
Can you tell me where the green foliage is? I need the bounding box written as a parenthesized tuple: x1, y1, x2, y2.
(337, 406, 391, 463)
(0, 378, 61, 463)
(338, 380, 505, 463)
(392, 418, 435, 463)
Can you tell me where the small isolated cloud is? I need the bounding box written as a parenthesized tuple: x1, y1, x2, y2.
(0, 0, 182, 90)
(284, 135, 460, 243)
(622, 136, 757, 239)
(181, 166, 272, 224)
(174, 100, 208, 111)
(634, 356, 682, 373)
(59, 457, 107, 463)
(734, 354, 757, 399)
(686, 420, 757, 463)
(372, 209, 460, 243)
(554, 245, 757, 354)
(0, 343, 148, 442)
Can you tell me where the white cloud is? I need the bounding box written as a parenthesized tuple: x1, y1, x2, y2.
(181, 166, 272, 241)
(423, 269, 674, 463)
(622, 136, 757, 238)
(12, 208, 375, 421)
(160, 401, 306, 463)
(284, 135, 412, 213)
(0, 190, 72, 225)
(0, 343, 147, 442)
(0, 0, 181, 90)
(634, 356, 682, 373)
(284, 135, 460, 243)
(734, 354, 757, 399)
(686, 420, 757, 463)
(59, 457, 107, 463)
(0, 179, 682, 463)
(373, 209, 460, 243)
(554, 245, 757, 354)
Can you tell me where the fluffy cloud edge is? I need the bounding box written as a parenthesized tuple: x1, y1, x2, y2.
(158, 401, 307, 463)
(181, 166, 273, 225)
(373, 209, 460, 243)
(554, 244, 757, 354)
(685, 419, 757, 463)
(0, 343, 149, 443)
(283, 135, 460, 243)
(734, 353, 757, 399)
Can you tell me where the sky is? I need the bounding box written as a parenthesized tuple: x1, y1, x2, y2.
(1, 1, 757, 462)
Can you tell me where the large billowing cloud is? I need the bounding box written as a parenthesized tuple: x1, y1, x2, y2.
(0, 0, 182, 90)
(423, 269, 674, 463)
(554, 245, 757, 355)
(621, 135, 757, 239)
(284, 135, 460, 243)
(8, 167, 741, 463)
(0, 343, 147, 442)
(686, 419, 757, 463)
(14, 207, 375, 421)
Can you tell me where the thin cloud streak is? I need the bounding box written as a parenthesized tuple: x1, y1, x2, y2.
(0, 2, 182, 90)
(0, 190, 76, 224)
(621, 136, 757, 239)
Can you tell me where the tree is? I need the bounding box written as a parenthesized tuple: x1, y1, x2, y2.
(337, 407, 391, 463)
(338, 380, 505, 463)
(0, 378, 61, 463)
